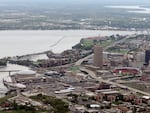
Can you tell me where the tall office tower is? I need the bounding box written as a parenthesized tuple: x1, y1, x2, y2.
(145, 50, 150, 66)
(93, 45, 103, 68)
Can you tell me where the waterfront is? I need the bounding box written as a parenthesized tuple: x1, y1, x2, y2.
(0, 30, 141, 94)
(0, 63, 28, 96)
(0, 31, 150, 112)
(0, 30, 140, 58)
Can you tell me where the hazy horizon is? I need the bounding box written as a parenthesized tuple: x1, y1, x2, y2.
(0, 0, 149, 30)
(1, 0, 150, 5)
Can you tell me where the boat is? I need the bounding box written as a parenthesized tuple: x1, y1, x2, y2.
(3, 77, 26, 90)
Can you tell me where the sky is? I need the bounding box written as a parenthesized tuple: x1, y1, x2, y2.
(1, 0, 150, 3)
(1, 0, 150, 6)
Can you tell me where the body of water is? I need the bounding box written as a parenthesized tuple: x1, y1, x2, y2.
(0, 30, 140, 58)
(106, 5, 150, 14)
(0, 63, 28, 96)
(0, 30, 141, 94)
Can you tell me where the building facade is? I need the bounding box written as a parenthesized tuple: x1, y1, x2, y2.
(145, 50, 150, 65)
(93, 45, 103, 68)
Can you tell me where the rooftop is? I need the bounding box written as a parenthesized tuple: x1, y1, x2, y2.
(16, 70, 36, 75)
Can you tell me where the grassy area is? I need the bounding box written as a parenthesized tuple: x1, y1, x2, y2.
(82, 39, 94, 48)
(119, 49, 129, 54)
(0, 94, 69, 113)
(0, 102, 40, 113)
(107, 48, 129, 54)
(0, 94, 16, 105)
(123, 83, 150, 93)
(30, 94, 69, 113)
(81, 38, 115, 50)
(82, 39, 113, 48)
(69, 66, 80, 72)
(0, 94, 51, 113)
(0, 105, 48, 113)
(101, 40, 113, 47)
(125, 38, 133, 42)
(112, 100, 123, 105)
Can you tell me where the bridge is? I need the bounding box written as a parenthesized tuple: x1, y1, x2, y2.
(0, 70, 20, 76)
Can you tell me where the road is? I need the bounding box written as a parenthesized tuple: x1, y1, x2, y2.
(80, 67, 150, 96)
(75, 35, 132, 66)
(76, 34, 150, 96)
(104, 35, 131, 50)
(75, 54, 93, 66)
(107, 75, 141, 81)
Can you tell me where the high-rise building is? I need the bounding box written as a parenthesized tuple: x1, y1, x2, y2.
(145, 50, 150, 66)
(93, 45, 103, 68)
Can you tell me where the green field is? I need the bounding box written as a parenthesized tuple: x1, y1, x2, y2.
(81, 38, 115, 50)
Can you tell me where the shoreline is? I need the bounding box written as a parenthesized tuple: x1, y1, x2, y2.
(0, 27, 148, 32)
(0, 30, 142, 59)
(0, 29, 144, 62)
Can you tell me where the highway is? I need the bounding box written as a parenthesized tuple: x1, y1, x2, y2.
(107, 75, 141, 81)
(80, 67, 150, 96)
(75, 34, 150, 96)
(75, 54, 93, 66)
